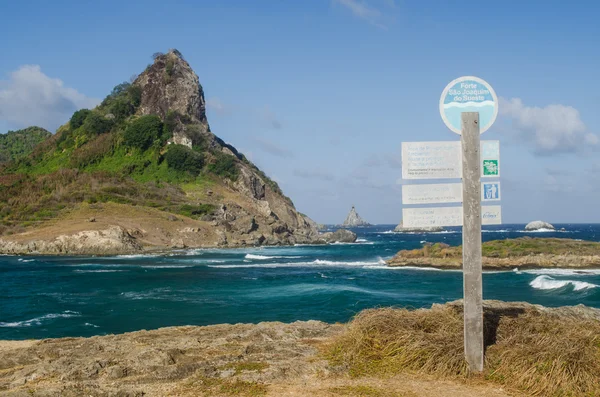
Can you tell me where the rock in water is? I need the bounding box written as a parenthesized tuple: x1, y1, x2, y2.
(525, 221, 555, 231)
(319, 229, 357, 243)
(394, 221, 443, 233)
(342, 206, 371, 227)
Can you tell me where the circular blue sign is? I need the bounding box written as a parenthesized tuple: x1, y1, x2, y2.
(439, 76, 498, 135)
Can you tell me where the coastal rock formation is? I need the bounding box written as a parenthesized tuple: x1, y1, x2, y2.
(0, 50, 320, 253)
(525, 220, 555, 231)
(0, 226, 141, 256)
(342, 206, 370, 227)
(387, 237, 600, 270)
(319, 229, 357, 243)
(394, 221, 443, 233)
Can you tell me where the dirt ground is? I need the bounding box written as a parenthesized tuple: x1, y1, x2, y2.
(0, 320, 520, 397)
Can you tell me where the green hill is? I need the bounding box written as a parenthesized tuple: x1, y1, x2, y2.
(0, 126, 51, 164)
(0, 49, 317, 253)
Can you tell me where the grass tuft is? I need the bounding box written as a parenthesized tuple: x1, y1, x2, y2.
(325, 305, 600, 397)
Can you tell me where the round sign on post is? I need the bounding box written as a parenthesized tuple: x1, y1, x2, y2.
(439, 76, 498, 134)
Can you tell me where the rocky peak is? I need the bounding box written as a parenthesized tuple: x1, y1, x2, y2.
(342, 206, 370, 227)
(134, 49, 209, 131)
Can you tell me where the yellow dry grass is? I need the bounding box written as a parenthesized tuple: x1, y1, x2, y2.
(326, 305, 600, 397)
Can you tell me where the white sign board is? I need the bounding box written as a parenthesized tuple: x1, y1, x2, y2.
(482, 205, 502, 224)
(402, 206, 502, 228)
(401, 141, 500, 179)
(402, 183, 462, 205)
(402, 207, 463, 228)
(401, 141, 461, 180)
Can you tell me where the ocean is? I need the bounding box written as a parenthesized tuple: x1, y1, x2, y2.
(1, 224, 599, 340)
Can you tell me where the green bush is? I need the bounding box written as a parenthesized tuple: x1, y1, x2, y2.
(165, 144, 204, 175)
(70, 109, 91, 130)
(83, 112, 114, 135)
(208, 152, 238, 181)
(123, 115, 163, 150)
(109, 98, 134, 122)
(176, 204, 215, 218)
(128, 85, 142, 107)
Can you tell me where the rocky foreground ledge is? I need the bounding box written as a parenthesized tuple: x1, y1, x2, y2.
(387, 237, 600, 270)
(1, 300, 599, 397)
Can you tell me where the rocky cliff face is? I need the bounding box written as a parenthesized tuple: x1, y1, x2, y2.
(342, 206, 370, 227)
(134, 51, 319, 246)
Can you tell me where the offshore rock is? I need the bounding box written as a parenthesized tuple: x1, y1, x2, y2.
(525, 221, 555, 231)
(319, 229, 357, 244)
(342, 206, 370, 227)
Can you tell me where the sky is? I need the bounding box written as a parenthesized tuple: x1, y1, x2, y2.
(1, 0, 599, 224)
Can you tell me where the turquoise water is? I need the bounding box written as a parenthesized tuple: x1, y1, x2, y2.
(2, 224, 600, 340)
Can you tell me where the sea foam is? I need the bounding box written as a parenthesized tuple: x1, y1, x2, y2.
(0, 311, 81, 328)
(529, 275, 598, 291)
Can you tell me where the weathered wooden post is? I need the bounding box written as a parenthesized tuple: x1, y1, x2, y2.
(461, 112, 484, 372)
(402, 76, 500, 373)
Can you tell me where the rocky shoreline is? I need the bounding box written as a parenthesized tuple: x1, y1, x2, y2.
(1, 300, 598, 396)
(387, 238, 600, 270)
(0, 205, 356, 256)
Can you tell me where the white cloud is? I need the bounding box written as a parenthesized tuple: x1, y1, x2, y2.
(251, 137, 293, 158)
(332, 0, 395, 29)
(499, 97, 597, 154)
(0, 65, 99, 131)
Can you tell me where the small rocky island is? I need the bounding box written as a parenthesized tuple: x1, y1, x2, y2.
(387, 237, 600, 270)
(525, 220, 555, 231)
(342, 206, 371, 227)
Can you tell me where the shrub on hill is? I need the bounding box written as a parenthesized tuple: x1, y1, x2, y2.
(70, 109, 91, 130)
(123, 115, 163, 150)
(83, 112, 114, 135)
(165, 144, 204, 176)
(0, 127, 51, 164)
(208, 152, 238, 181)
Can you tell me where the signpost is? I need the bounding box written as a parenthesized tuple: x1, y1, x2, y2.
(400, 76, 499, 373)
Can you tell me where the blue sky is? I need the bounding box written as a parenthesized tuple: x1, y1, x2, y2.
(1, 0, 599, 224)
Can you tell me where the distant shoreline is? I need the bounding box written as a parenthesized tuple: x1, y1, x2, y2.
(387, 237, 600, 270)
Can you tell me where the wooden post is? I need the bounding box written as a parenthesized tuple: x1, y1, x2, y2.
(461, 112, 484, 372)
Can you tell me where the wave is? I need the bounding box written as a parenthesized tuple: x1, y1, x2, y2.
(523, 268, 600, 276)
(115, 254, 161, 258)
(0, 311, 81, 328)
(17, 258, 35, 263)
(356, 238, 368, 242)
(529, 275, 598, 291)
(145, 265, 193, 269)
(482, 229, 510, 233)
(84, 322, 100, 328)
(244, 254, 304, 260)
(443, 100, 495, 109)
(74, 269, 128, 273)
(208, 258, 386, 269)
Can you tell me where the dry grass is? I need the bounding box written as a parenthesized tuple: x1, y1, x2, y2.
(177, 376, 268, 396)
(326, 305, 600, 397)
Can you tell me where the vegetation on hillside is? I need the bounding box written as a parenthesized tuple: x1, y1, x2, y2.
(396, 237, 600, 259)
(0, 56, 268, 234)
(0, 126, 51, 164)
